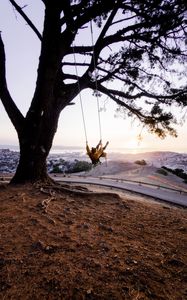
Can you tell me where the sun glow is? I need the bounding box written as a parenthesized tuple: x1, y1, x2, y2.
(127, 139, 138, 149)
(124, 135, 147, 154)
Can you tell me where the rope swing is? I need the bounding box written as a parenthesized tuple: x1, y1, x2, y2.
(72, 22, 109, 165)
(90, 19, 102, 142)
(72, 44, 88, 144)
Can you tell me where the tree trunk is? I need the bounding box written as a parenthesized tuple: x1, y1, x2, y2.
(10, 110, 60, 184)
(11, 144, 49, 184)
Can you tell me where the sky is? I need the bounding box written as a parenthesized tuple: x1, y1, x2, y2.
(0, 1, 187, 153)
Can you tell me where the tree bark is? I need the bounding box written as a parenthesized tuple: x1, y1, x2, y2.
(11, 145, 49, 184)
(10, 108, 60, 184)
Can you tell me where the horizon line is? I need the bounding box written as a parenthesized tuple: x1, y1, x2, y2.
(0, 144, 187, 154)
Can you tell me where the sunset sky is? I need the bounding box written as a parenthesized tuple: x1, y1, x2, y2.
(0, 1, 187, 153)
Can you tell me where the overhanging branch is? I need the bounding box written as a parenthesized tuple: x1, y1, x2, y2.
(68, 46, 93, 55)
(89, 81, 145, 121)
(88, 81, 178, 137)
(8, 0, 42, 41)
(0, 34, 25, 132)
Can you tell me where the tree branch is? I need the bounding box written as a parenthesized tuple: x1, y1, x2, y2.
(111, 15, 136, 26)
(68, 46, 93, 55)
(89, 79, 187, 106)
(95, 82, 145, 101)
(88, 81, 146, 121)
(61, 0, 75, 30)
(73, 0, 115, 30)
(87, 5, 119, 73)
(62, 61, 90, 67)
(0, 34, 25, 133)
(8, 0, 42, 41)
(88, 81, 178, 137)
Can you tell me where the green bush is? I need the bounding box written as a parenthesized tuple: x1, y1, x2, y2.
(69, 160, 92, 173)
(52, 165, 62, 173)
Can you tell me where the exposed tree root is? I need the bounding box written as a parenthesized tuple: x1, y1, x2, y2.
(38, 183, 122, 202)
(37, 188, 56, 213)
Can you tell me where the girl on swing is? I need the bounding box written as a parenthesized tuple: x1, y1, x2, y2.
(86, 140, 109, 165)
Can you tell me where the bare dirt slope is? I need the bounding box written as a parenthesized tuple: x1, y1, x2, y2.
(83, 160, 187, 192)
(0, 183, 187, 300)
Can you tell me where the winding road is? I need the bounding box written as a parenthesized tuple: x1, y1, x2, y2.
(53, 174, 187, 208)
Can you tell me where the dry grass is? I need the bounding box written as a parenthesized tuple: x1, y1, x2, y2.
(0, 183, 187, 300)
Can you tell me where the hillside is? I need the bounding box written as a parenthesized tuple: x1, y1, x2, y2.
(1, 148, 187, 174)
(0, 182, 187, 300)
(79, 159, 187, 193)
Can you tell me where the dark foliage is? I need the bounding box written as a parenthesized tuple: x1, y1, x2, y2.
(51, 160, 92, 174)
(162, 166, 187, 180)
(156, 168, 168, 176)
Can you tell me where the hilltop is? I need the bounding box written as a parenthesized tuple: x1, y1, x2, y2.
(0, 182, 187, 300)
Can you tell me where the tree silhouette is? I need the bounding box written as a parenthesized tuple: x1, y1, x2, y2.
(0, 0, 186, 183)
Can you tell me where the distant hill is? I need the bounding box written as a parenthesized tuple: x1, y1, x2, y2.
(108, 151, 187, 173)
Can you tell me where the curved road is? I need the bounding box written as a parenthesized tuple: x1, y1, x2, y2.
(53, 175, 187, 208)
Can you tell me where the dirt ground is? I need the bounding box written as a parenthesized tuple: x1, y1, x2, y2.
(0, 182, 187, 300)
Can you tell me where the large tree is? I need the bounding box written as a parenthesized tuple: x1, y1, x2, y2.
(0, 0, 186, 184)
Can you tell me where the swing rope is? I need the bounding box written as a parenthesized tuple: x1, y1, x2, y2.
(72, 44, 88, 143)
(90, 21, 109, 166)
(90, 20, 103, 143)
(72, 21, 103, 146)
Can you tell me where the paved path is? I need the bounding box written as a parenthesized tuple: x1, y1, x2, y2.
(54, 175, 187, 207)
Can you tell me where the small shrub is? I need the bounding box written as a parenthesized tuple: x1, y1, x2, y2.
(174, 168, 185, 176)
(68, 160, 92, 173)
(134, 159, 147, 166)
(52, 165, 62, 173)
(156, 168, 168, 176)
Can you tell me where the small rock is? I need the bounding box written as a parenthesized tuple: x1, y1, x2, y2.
(44, 245, 57, 254)
(64, 220, 74, 225)
(167, 259, 184, 267)
(63, 207, 70, 213)
(179, 227, 187, 232)
(99, 242, 110, 252)
(82, 223, 89, 229)
(99, 223, 113, 232)
(87, 288, 93, 294)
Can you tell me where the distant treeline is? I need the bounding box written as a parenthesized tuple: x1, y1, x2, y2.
(50, 159, 92, 174)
